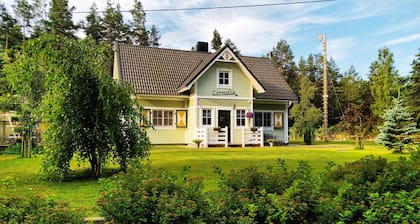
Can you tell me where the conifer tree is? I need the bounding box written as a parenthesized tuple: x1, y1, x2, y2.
(85, 3, 104, 42)
(223, 38, 240, 56)
(408, 50, 420, 126)
(13, 0, 34, 38)
(270, 39, 299, 95)
(103, 1, 130, 44)
(369, 47, 400, 118)
(48, 0, 77, 38)
(211, 29, 222, 51)
(129, 0, 148, 46)
(376, 97, 418, 153)
(148, 24, 160, 47)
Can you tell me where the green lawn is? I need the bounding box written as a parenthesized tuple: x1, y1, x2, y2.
(0, 142, 411, 217)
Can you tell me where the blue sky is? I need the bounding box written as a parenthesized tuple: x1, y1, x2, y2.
(3, 0, 419, 78)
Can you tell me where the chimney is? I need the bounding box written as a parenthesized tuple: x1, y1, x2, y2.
(196, 41, 208, 52)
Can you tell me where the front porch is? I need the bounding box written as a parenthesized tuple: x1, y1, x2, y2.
(195, 127, 264, 148)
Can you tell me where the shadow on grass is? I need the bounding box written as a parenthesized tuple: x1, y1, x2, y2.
(64, 167, 123, 182)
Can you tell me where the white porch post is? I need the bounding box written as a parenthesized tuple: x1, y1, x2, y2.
(241, 127, 245, 147)
(284, 106, 289, 144)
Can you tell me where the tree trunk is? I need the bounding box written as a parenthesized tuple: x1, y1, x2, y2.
(28, 131, 32, 158)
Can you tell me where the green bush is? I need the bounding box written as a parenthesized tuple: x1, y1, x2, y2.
(96, 155, 419, 223)
(98, 166, 208, 224)
(363, 189, 420, 223)
(1, 143, 21, 155)
(0, 195, 82, 223)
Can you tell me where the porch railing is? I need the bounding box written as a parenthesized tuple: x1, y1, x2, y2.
(196, 126, 263, 148)
(241, 127, 264, 147)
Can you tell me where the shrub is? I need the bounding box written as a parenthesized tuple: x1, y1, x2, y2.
(363, 189, 420, 223)
(98, 166, 208, 224)
(1, 143, 21, 155)
(0, 195, 82, 223)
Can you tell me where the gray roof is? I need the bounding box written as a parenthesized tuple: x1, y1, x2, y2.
(115, 44, 297, 101)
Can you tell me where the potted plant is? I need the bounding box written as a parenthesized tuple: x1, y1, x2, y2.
(192, 139, 203, 148)
(267, 139, 275, 147)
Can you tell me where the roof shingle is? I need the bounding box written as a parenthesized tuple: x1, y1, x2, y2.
(116, 44, 297, 101)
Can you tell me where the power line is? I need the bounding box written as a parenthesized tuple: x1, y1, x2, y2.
(7, 0, 335, 15)
(141, 0, 335, 13)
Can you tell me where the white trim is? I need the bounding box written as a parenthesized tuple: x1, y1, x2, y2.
(197, 95, 250, 100)
(180, 47, 265, 94)
(216, 69, 233, 89)
(253, 110, 274, 130)
(201, 108, 213, 127)
(135, 95, 189, 100)
(234, 109, 247, 129)
(150, 109, 176, 130)
(284, 108, 289, 144)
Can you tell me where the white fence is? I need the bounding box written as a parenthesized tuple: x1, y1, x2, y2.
(195, 127, 263, 148)
(241, 127, 264, 147)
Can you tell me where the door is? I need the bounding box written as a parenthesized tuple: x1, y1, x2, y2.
(218, 110, 231, 143)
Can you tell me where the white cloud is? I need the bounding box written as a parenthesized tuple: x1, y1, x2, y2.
(384, 33, 420, 46)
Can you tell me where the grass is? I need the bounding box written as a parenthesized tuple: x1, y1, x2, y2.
(0, 141, 411, 217)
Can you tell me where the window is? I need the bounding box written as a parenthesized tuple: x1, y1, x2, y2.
(202, 109, 212, 126)
(152, 110, 173, 127)
(217, 70, 232, 88)
(254, 112, 272, 127)
(236, 110, 245, 126)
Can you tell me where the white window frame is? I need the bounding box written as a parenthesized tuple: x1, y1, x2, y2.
(216, 69, 233, 89)
(236, 109, 246, 127)
(152, 109, 175, 128)
(202, 109, 212, 126)
(254, 112, 272, 128)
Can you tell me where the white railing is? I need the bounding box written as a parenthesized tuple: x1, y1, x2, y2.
(196, 126, 263, 148)
(241, 127, 264, 147)
(196, 127, 228, 148)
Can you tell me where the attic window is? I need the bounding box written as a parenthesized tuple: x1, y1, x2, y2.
(217, 70, 232, 88)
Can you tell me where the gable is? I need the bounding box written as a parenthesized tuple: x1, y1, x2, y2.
(177, 46, 265, 94)
(196, 62, 252, 98)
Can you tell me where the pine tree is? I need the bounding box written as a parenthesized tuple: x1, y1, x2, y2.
(148, 24, 160, 47)
(129, 0, 148, 46)
(103, 1, 130, 44)
(211, 29, 222, 51)
(13, 0, 34, 38)
(1, 3, 24, 50)
(48, 0, 78, 38)
(223, 38, 240, 56)
(376, 97, 418, 153)
(408, 50, 419, 127)
(85, 3, 104, 42)
(369, 47, 401, 118)
(270, 40, 299, 95)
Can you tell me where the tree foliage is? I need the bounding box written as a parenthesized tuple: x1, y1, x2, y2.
(408, 50, 420, 126)
(223, 38, 240, 56)
(103, 1, 130, 44)
(211, 29, 222, 51)
(270, 40, 299, 95)
(369, 47, 401, 118)
(290, 69, 322, 145)
(148, 24, 160, 47)
(4, 34, 150, 179)
(84, 3, 104, 43)
(129, 0, 148, 46)
(40, 37, 150, 179)
(376, 97, 418, 152)
(47, 0, 78, 38)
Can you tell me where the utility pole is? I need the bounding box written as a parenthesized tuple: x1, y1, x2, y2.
(318, 33, 328, 141)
